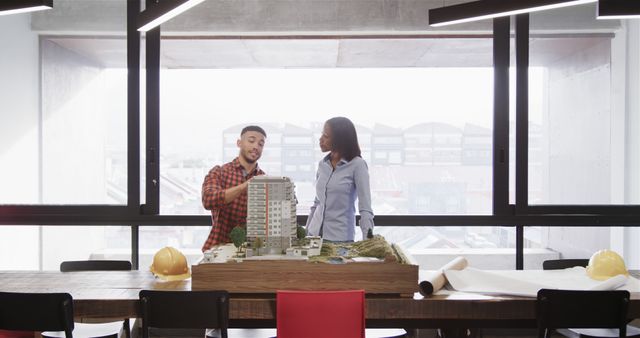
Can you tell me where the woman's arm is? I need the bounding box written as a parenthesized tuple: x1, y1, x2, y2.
(354, 159, 374, 240)
(306, 167, 321, 228)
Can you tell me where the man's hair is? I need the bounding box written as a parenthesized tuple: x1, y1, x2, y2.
(241, 125, 267, 138)
(326, 117, 361, 161)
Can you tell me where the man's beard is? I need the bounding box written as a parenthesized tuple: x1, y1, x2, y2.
(241, 152, 258, 164)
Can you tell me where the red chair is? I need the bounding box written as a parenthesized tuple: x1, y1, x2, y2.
(277, 290, 365, 338)
(0, 330, 36, 338)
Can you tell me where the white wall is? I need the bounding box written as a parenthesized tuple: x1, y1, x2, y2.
(0, 14, 41, 270)
(622, 21, 640, 269)
(0, 13, 39, 203)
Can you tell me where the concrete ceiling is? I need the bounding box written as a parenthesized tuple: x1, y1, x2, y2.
(33, 0, 618, 35)
(48, 37, 495, 68)
(38, 0, 619, 69)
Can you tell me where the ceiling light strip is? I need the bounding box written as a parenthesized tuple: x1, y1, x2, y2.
(429, 0, 597, 27)
(138, 0, 206, 32)
(0, 0, 53, 16)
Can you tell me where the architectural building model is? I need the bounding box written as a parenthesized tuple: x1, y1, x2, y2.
(285, 236, 322, 257)
(246, 176, 297, 254)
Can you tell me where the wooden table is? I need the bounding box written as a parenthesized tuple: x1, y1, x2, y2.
(2, 270, 640, 329)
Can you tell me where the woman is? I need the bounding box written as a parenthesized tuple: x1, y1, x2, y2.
(306, 117, 374, 242)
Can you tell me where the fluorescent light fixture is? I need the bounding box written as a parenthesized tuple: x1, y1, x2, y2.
(597, 0, 640, 19)
(0, 0, 53, 16)
(138, 0, 206, 32)
(429, 0, 596, 27)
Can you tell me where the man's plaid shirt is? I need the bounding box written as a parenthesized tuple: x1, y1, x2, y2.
(201, 157, 265, 252)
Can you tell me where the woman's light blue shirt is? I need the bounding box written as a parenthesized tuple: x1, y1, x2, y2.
(305, 154, 374, 242)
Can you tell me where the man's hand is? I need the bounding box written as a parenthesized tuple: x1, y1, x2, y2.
(224, 180, 250, 204)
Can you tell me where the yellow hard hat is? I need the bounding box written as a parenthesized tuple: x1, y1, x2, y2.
(586, 249, 629, 281)
(150, 246, 191, 281)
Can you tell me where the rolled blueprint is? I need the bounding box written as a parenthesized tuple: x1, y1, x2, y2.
(419, 256, 468, 296)
(588, 274, 628, 291)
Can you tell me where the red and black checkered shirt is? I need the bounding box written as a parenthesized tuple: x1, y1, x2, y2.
(201, 157, 265, 252)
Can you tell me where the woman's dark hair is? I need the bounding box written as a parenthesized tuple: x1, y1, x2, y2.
(326, 117, 361, 161)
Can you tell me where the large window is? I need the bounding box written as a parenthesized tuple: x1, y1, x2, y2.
(156, 38, 523, 261)
(2, 1, 639, 271)
(0, 2, 131, 269)
(159, 65, 494, 216)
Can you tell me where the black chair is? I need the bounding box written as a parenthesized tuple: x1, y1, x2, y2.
(0, 292, 74, 338)
(139, 290, 229, 338)
(537, 289, 631, 338)
(43, 260, 133, 338)
(60, 260, 132, 272)
(543, 259, 589, 270)
(542, 259, 640, 338)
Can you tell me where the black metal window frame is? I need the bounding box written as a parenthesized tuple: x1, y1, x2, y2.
(1, 2, 640, 270)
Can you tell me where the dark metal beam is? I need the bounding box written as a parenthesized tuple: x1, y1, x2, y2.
(515, 14, 529, 215)
(142, 0, 160, 215)
(515, 14, 530, 270)
(127, 0, 141, 216)
(493, 17, 510, 216)
(128, 0, 142, 270)
(2, 214, 640, 227)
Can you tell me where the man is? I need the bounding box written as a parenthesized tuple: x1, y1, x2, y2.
(201, 125, 266, 252)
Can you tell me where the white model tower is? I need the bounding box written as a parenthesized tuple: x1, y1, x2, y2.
(246, 176, 297, 254)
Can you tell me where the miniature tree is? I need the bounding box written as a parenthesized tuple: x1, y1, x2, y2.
(295, 226, 307, 246)
(253, 237, 264, 256)
(296, 226, 306, 240)
(230, 226, 246, 255)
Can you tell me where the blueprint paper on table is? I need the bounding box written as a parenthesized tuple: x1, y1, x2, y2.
(443, 267, 637, 297)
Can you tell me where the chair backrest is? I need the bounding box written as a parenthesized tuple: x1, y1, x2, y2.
(536, 289, 629, 338)
(60, 260, 132, 272)
(0, 292, 74, 338)
(276, 290, 365, 338)
(542, 259, 589, 270)
(138, 290, 229, 338)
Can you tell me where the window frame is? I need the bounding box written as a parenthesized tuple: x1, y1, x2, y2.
(1, 3, 640, 271)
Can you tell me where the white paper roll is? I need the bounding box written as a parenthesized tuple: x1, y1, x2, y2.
(419, 256, 468, 295)
(588, 274, 628, 290)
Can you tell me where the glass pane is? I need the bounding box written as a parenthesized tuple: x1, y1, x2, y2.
(526, 6, 639, 271)
(390, 226, 517, 269)
(41, 37, 127, 204)
(529, 4, 638, 205)
(159, 39, 494, 216)
(138, 225, 211, 271)
(0, 14, 40, 204)
(0, 2, 128, 205)
(523, 225, 636, 269)
(0, 225, 131, 270)
(509, 19, 517, 205)
(0, 226, 39, 270)
(41, 226, 131, 271)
